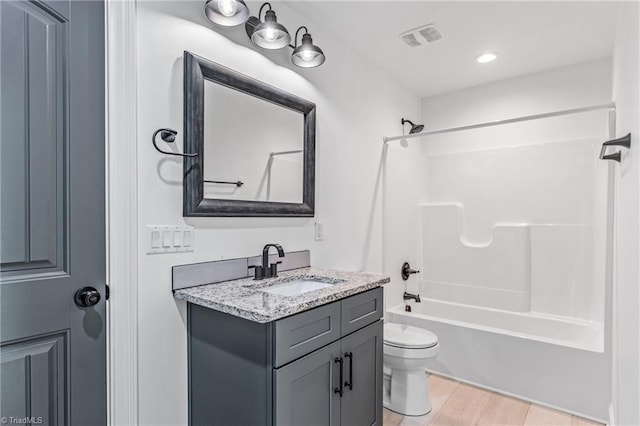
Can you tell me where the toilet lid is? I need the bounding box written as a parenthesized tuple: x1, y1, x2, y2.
(384, 323, 438, 349)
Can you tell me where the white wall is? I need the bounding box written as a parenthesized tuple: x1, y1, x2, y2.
(384, 59, 615, 420)
(422, 59, 612, 129)
(135, 2, 420, 424)
(611, 2, 640, 425)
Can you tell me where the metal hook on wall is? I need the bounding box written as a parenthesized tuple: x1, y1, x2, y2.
(152, 128, 197, 158)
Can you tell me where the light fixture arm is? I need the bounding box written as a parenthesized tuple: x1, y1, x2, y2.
(258, 2, 272, 20)
(293, 26, 309, 48)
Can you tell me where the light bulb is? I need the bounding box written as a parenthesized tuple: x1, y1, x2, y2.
(300, 49, 314, 61)
(264, 27, 277, 42)
(217, 0, 237, 17)
(476, 52, 497, 63)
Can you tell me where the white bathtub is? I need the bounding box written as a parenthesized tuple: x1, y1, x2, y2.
(385, 299, 610, 421)
(388, 297, 603, 353)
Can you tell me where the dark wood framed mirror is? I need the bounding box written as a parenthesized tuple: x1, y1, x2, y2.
(183, 51, 316, 217)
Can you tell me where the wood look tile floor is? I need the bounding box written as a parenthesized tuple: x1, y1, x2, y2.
(383, 375, 603, 426)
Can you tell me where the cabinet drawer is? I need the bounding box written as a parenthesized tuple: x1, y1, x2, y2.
(274, 301, 341, 367)
(340, 287, 383, 336)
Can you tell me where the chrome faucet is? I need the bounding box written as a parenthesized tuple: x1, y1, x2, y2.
(403, 291, 421, 303)
(250, 244, 285, 280)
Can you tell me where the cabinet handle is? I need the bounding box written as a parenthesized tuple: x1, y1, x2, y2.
(334, 357, 344, 397)
(344, 352, 353, 390)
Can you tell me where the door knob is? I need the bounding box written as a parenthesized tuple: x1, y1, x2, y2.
(74, 286, 101, 307)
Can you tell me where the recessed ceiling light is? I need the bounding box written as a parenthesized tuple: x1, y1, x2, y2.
(476, 52, 497, 63)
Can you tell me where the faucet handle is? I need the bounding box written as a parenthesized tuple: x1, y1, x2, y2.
(269, 261, 283, 278)
(401, 262, 420, 281)
(249, 265, 265, 280)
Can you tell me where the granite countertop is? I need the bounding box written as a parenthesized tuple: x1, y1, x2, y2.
(173, 267, 390, 323)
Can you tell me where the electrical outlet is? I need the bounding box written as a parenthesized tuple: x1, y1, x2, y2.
(147, 225, 194, 254)
(315, 222, 324, 241)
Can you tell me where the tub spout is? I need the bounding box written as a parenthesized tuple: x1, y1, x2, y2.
(403, 291, 421, 303)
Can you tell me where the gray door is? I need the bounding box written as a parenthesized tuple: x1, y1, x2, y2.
(0, 0, 106, 424)
(340, 321, 383, 426)
(274, 341, 342, 426)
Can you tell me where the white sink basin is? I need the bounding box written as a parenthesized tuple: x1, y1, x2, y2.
(261, 279, 334, 297)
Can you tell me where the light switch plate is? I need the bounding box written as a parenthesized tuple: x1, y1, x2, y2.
(314, 222, 324, 241)
(147, 225, 194, 254)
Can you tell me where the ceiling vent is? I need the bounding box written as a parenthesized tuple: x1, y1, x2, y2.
(400, 24, 443, 47)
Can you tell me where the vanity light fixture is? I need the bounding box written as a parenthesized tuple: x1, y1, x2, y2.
(204, 0, 250, 27)
(291, 26, 325, 68)
(247, 3, 291, 50)
(240, 3, 327, 67)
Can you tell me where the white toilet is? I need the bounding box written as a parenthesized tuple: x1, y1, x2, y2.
(383, 322, 440, 416)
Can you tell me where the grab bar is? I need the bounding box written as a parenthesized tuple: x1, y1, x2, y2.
(599, 133, 631, 162)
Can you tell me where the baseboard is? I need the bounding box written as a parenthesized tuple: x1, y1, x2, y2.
(426, 369, 608, 425)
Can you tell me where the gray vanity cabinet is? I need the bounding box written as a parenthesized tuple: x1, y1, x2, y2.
(187, 287, 383, 426)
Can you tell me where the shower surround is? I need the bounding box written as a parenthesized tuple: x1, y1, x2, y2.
(383, 98, 613, 420)
(417, 137, 607, 351)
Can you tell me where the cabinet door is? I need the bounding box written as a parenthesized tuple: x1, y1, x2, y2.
(340, 321, 383, 426)
(274, 341, 342, 426)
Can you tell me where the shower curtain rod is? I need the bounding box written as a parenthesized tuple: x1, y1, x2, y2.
(383, 102, 616, 143)
(270, 149, 303, 157)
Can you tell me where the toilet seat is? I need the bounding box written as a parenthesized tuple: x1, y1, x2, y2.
(384, 323, 438, 349)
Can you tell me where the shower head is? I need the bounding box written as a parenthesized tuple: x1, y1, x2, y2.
(401, 118, 424, 134)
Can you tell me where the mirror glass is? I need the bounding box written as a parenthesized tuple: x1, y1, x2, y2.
(203, 81, 304, 204)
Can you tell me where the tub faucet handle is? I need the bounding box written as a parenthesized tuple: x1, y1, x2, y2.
(401, 262, 420, 280)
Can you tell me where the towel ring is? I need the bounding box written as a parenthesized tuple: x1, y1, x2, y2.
(152, 128, 197, 158)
